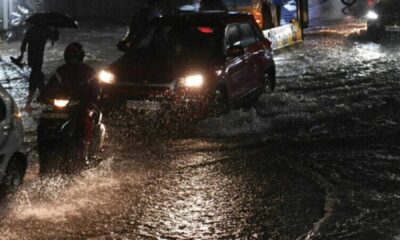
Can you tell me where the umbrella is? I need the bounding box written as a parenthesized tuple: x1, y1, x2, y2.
(26, 12, 79, 29)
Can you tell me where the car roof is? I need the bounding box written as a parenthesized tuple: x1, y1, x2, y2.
(161, 11, 253, 26)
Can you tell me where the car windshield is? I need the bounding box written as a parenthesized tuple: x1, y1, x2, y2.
(224, 0, 253, 10)
(130, 19, 223, 60)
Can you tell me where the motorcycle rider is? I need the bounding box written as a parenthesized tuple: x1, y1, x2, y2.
(39, 42, 100, 164)
(40, 42, 99, 102)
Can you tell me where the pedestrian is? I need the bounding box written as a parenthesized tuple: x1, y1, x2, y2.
(16, 24, 58, 111)
(117, 0, 161, 51)
(272, 0, 284, 27)
(199, 0, 228, 11)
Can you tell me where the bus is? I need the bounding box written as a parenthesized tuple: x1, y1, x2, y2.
(223, 0, 308, 30)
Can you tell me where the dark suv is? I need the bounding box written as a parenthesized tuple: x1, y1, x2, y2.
(366, 0, 400, 39)
(99, 12, 276, 118)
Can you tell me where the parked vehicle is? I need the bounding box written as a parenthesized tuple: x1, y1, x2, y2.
(99, 12, 276, 119)
(0, 85, 27, 198)
(224, 0, 276, 29)
(366, 0, 400, 40)
(37, 92, 105, 175)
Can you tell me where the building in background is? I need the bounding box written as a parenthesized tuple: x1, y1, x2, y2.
(1, 0, 42, 32)
(0, 0, 11, 31)
(44, 0, 145, 22)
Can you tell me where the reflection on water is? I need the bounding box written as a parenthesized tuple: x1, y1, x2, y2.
(133, 150, 324, 239)
(354, 43, 384, 61)
(0, 17, 399, 240)
(2, 158, 116, 225)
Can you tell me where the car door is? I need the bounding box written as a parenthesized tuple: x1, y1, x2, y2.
(238, 21, 264, 92)
(0, 87, 13, 179)
(224, 23, 250, 99)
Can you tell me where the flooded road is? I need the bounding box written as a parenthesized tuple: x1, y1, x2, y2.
(1, 18, 400, 240)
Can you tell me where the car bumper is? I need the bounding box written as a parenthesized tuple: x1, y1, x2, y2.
(100, 86, 211, 118)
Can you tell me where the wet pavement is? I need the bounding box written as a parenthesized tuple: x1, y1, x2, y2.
(1, 12, 400, 240)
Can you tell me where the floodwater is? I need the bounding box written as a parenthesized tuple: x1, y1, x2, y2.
(0, 13, 400, 240)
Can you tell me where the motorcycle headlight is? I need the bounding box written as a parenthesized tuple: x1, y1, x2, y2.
(98, 70, 116, 84)
(54, 99, 70, 108)
(180, 74, 204, 88)
(366, 11, 378, 20)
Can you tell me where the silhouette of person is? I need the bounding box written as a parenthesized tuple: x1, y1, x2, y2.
(18, 24, 58, 111)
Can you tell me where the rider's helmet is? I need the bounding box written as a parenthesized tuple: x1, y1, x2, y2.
(64, 42, 85, 64)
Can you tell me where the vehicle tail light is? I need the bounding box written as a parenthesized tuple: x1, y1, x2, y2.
(197, 27, 214, 34)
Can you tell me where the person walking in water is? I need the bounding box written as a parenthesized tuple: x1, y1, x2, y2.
(16, 24, 58, 111)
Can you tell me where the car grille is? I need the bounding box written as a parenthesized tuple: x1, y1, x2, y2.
(103, 83, 174, 100)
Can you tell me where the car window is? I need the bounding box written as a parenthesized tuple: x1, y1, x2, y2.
(250, 21, 264, 40)
(239, 23, 258, 47)
(131, 20, 223, 60)
(225, 24, 241, 49)
(0, 98, 6, 122)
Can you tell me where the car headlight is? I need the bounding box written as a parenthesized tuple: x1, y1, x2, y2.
(180, 74, 204, 88)
(54, 99, 70, 108)
(366, 11, 378, 20)
(98, 70, 116, 84)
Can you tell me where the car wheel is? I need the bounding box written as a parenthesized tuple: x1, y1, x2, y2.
(0, 157, 24, 198)
(208, 87, 229, 117)
(341, 0, 357, 6)
(263, 71, 276, 93)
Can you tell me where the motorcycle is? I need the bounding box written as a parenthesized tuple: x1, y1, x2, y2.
(37, 94, 106, 175)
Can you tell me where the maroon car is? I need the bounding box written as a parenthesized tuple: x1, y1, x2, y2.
(98, 11, 275, 118)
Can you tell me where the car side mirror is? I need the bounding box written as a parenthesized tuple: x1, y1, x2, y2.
(117, 39, 130, 52)
(226, 45, 244, 58)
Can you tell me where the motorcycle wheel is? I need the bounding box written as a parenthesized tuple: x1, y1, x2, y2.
(39, 145, 66, 176)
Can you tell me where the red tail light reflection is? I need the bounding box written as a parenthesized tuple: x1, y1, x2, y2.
(197, 27, 214, 34)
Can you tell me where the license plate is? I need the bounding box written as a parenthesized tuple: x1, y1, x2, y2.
(41, 113, 69, 119)
(385, 25, 400, 32)
(126, 100, 161, 111)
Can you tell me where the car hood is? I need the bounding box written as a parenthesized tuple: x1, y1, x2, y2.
(108, 51, 216, 86)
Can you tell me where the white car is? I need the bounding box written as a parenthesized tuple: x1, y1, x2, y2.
(0, 85, 27, 198)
